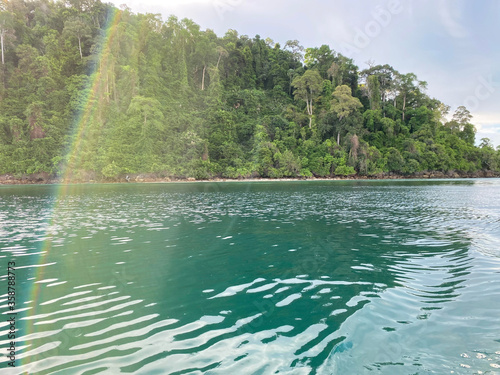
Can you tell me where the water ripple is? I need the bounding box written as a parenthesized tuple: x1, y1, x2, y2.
(1, 180, 500, 374)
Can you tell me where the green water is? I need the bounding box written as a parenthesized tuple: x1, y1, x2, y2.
(1, 180, 500, 374)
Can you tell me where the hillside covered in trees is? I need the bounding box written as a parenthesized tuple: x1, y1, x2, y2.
(0, 0, 499, 182)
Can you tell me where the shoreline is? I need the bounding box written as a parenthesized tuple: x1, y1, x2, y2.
(1, 171, 499, 185)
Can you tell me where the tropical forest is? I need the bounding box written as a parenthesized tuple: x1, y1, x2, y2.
(1, 0, 499, 182)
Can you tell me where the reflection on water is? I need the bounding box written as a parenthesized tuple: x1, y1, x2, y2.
(1, 179, 500, 374)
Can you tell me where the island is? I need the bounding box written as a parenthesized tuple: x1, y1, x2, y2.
(0, 1, 498, 184)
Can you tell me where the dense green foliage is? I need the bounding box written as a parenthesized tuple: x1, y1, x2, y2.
(0, 0, 499, 180)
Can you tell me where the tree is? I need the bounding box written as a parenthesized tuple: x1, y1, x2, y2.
(395, 72, 427, 121)
(327, 53, 359, 92)
(331, 85, 362, 144)
(127, 96, 164, 137)
(63, 17, 92, 59)
(304, 45, 334, 78)
(366, 75, 381, 110)
(193, 33, 215, 90)
(480, 137, 494, 149)
(284, 39, 304, 62)
(446, 106, 476, 145)
(385, 147, 404, 172)
(215, 45, 227, 69)
(460, 123, 476, 145)
(0, 10, 15, 65)
(292, 69, 323, 129)
(452, 105, 473, 126)
(360, 64, 397, 104)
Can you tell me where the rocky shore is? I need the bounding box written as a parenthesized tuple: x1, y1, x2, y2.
(1, 170, 499, 185)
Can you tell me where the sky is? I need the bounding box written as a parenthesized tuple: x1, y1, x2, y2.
(107, 0, 500, 147)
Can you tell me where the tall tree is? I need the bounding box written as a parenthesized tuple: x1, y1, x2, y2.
(215, 45, 227, 70)
(284, 39, 304, 62)
(193, 33, 216, 90)
(63, 17, 92, 59)
(0, 10, 15, 65)
(304, 45, 334, 78)
(360, 64, 397, 103)
(395, 72, 427, 121)
(292, 69, 323, 128)
(452, 105, 473, 126)
(366, 75, 381, 110)
(331, 84, 363, 144)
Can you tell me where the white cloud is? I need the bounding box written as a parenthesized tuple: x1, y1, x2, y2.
(473, 113, 500, 147)
(474, 112, 500, 125)
(437, 1, 468, 38)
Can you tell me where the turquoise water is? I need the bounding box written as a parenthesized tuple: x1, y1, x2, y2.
(1, 180, 500, 374)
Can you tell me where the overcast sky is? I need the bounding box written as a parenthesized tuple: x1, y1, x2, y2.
(107, 0, 500, 147)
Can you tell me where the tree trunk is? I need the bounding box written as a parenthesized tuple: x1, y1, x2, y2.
(78, 37, 82, 59)
(307, 97, 313, 116)
(337, 132, 340, 145)
(216, 53, 221, 69)
(307, 97, 313, 128)
(1, 31, 4, 65)
(402, 94, 406, 121)
(201, 64, 206, 90)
